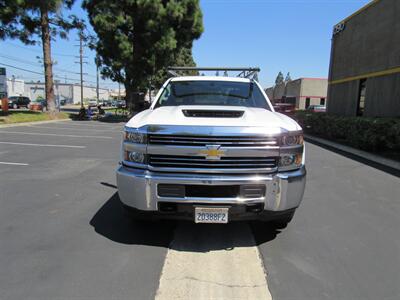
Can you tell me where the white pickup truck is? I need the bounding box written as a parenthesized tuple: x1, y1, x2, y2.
(117, 69, 306, 228)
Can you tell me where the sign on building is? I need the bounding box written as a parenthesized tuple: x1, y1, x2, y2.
(0, 67, 6, 98)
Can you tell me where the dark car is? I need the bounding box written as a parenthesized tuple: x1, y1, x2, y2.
(116, 100, 126, 108)
(273, 103, 296, 115)
(8, 96, 31, 109)
(306, 105, 326, 113)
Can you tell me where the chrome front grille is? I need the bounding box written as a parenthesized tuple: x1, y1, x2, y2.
(149, 155, 278, 172)
(148, 135, 278, 147)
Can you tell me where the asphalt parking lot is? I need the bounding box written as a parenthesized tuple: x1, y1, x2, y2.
(0, 120, 399, 300)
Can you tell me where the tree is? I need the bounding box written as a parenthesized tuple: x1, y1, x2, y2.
(285, 72, 292, 82)
(152, 46, 198, 88)
(0, 0, 82, 113)
(275, 71, 284, 85)
(83, 0, 203, 112)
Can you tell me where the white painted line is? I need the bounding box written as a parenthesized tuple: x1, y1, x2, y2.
(0, 131, 113, 139)
(49, 122, 122, 128)
(0, 141, 86, 148)
(30, 125, 122, 133)
(155, 223, 272, 300)
(0, 161, 29, 166)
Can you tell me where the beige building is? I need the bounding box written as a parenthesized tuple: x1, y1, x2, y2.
(265, 78, 328, 110)
(328, 0, 400, 117)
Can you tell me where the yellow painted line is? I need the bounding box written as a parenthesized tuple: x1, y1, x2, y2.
(329, 66, 400, 85)
(335, 0, 381, 26)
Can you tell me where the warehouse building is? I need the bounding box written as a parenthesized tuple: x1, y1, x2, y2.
(25, 81, 112, 104)
(265, 78, 327, 110)
(327, 0, 400, 117)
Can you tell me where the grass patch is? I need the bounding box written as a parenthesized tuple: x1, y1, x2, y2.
(0, 110, 70, 124)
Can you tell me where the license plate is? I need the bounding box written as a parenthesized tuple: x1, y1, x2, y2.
(195, 207, 229, 224)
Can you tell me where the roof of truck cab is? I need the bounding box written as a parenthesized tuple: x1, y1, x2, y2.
(170, 76, 251, 83)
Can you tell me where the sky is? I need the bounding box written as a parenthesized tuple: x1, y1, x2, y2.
(0, 0, 371, 90)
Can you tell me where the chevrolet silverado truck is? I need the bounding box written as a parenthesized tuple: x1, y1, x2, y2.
(116, 68, 306, 228)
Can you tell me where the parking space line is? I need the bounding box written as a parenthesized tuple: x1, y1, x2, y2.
(0, 161, 29, 166)
(30, 125, 122, 133)
(49, 122, 123, 128)
(0, 141, 86, 148)
(155, 223, 272, 300)
(0, 131, 113, 139)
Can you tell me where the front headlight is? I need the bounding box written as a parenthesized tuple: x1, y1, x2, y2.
(282, 134, 303, 146)
(124, 129, 147, 144)
(124, 151, 146, 163)
(279, 153, 302, 167)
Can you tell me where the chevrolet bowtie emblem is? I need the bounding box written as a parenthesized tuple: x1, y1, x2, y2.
(199, 145, 226, 160)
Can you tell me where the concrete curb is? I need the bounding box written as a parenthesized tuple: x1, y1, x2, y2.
(305, 134, 400, 173)
(0, 118, 72, 128)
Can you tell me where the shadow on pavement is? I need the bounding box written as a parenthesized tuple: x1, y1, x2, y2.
(90, 192, 281, 251)
(169, 221, 280, 253)
(89, 192, 176, 247)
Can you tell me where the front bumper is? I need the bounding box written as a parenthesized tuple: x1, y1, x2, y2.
(116, 165, 306, 217)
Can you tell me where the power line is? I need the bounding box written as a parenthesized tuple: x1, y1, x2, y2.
(0, 53, 99, 78)
(0, 62, 43, 75)
(1, 59, 120, 88)
(2, 42, 76, 57)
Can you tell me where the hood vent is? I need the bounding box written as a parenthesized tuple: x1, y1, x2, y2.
(182, 109, 244, 118)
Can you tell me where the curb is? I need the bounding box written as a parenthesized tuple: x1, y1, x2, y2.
(0, 118, 72, 128)
(305, 134, 400, 174)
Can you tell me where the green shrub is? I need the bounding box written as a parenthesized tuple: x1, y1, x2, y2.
(293, 111, 400, 153)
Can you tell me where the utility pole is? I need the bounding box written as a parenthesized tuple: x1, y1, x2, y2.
(118, 82, 121, 101)
(96, 64, 99, 105)
(75, 31, 87, 108)
(79, 34, 83, 108)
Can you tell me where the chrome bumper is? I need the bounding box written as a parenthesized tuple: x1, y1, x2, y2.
(116, 165, 306, 212)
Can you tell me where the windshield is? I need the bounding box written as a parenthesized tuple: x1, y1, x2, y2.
(155, 80, 271, 110)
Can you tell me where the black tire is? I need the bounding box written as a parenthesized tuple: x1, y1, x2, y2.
(13, 103, 18, 109)
(271, 211, 295, 229)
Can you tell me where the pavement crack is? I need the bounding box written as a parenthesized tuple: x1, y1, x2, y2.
(169, 275, 266, 289)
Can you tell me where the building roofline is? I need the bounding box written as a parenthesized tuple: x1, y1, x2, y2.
(335, 0, 381, 26)
(298, 77, 328, 81)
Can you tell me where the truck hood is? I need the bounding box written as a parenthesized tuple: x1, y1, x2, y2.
(126, 106, 302, 132)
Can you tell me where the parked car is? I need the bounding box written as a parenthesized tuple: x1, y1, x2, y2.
(8, 96, 30, 109)
(116, 100, 126, 108)
(117, 71, 306, 228)
(306, 105, 326, 113)
(105, 99, 113, 107)
(28, 99, 47, 111)
(88, 99, 97, 107)
(273, 103, 296, 115)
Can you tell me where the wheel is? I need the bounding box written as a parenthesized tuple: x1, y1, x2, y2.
(271, 211, 295, 229)
(13, 103, 18, 109)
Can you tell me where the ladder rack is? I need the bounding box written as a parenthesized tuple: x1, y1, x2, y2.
(167, 67, 260, 80)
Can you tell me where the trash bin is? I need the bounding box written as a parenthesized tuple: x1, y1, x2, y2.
(1, 98, 8, 113)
